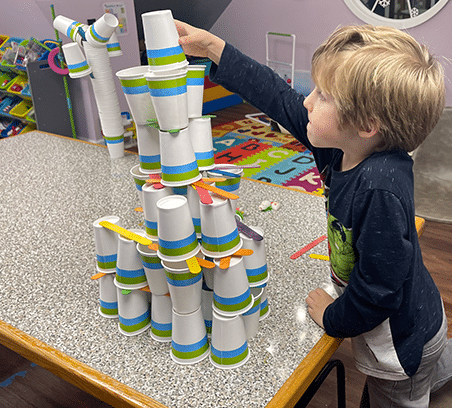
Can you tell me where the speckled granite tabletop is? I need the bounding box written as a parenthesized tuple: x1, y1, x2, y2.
(0, 131, 334, 408)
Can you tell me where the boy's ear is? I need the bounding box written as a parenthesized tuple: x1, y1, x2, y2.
(358, 120, 380, 139)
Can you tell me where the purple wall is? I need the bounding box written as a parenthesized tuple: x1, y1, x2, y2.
(211, 0, 452, 106)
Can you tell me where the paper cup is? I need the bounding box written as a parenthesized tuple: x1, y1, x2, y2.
(241, 288, 262, 340)
(150, 293, 172, 342)
(158, 128, 201, 187)
(200, 195, 242, 258)
(107, 31, 122, 56)
(62, 42, 92, 78)
(53, 16, 85, 45)
(116, 286, 151, 336)
(213, 256, 252, 316)
(104, 137, 125, 159)
(115, 229, 148, 290)
(171, 306, 209, 365)
(116, 66, 156, 125)
(156, 195, 200, 262)
(135, 124, 161, 173)
(251, 285, 270, 320)
(202, 256, 215, 290)
(142, 183, 172, 240)
(86, 13, 118, 47)
(136, 241, 169, 295)
(98, 273, 118, 318)
(186, 65, 206, 118)
(186, 182, 202, 238)
(208, 164, 243, 211)
(142, 10, 188, 71)
(188, 117, 215, 171)
(210, 311, 250, 369)
(145, 70, 188, 131)
(240, 226, 269, 287)
(130, 164, 150, 205)
(162, 259, 203, 314)
(202, 286, 213, 337)
(93, 215, 121, 272)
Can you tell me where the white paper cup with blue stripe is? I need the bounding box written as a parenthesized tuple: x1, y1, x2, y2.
(142, 183, 172, 241)
(156, 195, 201, 262)
(162, 259, 203, 314)
(86, 13, 118, 47)
(107, 31, 122, 57)
(116, 286, 151, 336)
(130, 164, 150, 206)
(240, 226, 269, 287)
(187, 182, 202, 238)
(202, 285, 213, 337)
(150, 293, 172, 342)
(171, 306, 209, 365)
(93, 215, 121, 273)
(115, 229, 148, 290)
(62, 42, 92, 78)
(208, 164, 243, 211)
(188, 117, 215, 171)
(158, 128, 201, 187)
(136, 241, 169, 296)
(135, 124, 161, 174)
(142, 10, 188, 71)
(98, 273, 118, 318)
(200, 195, 242, 259)
(210, 311, 250, 369)
(186, 65, 206, 118)
(241, 288, 262, 340)
(213, 256, 252, 317)
(145, 70, 188, 131)
(116, 66, 156, 125)
(252, 284, 270, 320)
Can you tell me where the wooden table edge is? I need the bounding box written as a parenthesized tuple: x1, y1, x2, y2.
(0, 319, 165, 408)
(266, 333, 343, 408)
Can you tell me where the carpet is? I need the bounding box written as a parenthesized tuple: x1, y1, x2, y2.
(212, 117, 323, 196)
(413, 107, 452, 224)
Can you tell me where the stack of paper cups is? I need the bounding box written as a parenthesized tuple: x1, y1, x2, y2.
(84, 41, 124, 158)
(116, 66, 157, 126)
(156, 195, 200, 262)
(86, 13, 118, 47)
(186, 65, 206, 118)
(107, 32, 122, 56)
(240, 226, 269, 287)
(141, 10, 188, 71)
(117, 287, 151, 336)
(188, 117, 215, 171)
(145, 69, 188, 131)
(93, 215, 121, 272)
(62, 42, 92, 78)
(158, 128, 201, 187)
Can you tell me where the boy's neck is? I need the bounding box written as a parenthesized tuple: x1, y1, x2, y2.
(340, 135, 386, 172)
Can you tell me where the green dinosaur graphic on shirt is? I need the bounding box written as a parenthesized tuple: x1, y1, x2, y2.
(327, 213, 356, 283)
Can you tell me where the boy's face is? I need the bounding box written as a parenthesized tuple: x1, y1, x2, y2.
(303, 87, 354, 150)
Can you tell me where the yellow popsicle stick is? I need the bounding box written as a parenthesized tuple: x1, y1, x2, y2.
(91, 272, 106, 280)
(145, 179, 162, 184)
(99, 220, 152, 246)
(186, 256, 202, 274)
(192, 181, 239, 200)
(201, 177, 226, 183)
(139, 286, 151, 292)
(232, 248, 254, 257)
(309, 254, 330, 261)
(219, 256, 232, 269)
(196, 257, 215, 268)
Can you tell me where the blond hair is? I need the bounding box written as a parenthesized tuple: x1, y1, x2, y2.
(311, 25, 445, 151)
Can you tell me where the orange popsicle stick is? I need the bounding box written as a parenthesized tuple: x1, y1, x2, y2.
(232, 248, 254, 257)
(196, 257, 215, 268)
(148, 242, 159, 251)
(219, 256, 232, 269)
(139, 286, 151, 292)
(91, 272, 106, 280)
(192, 181, 239, 200)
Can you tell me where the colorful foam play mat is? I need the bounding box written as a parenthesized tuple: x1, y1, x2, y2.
(212, 115, 323, 196)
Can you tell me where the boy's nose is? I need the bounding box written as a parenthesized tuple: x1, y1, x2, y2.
(303, 92, 313, 112)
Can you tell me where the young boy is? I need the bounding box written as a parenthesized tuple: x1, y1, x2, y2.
(175, 21, 450, 407)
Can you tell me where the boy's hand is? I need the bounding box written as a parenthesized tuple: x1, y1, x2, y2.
(175, 20, 225, 65)
(306, 288, 335, 329)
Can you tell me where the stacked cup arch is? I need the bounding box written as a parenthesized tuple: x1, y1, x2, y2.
(158, 128, 201, 187)
(156, 195, 200, 262)
(141, 10, 188, 72)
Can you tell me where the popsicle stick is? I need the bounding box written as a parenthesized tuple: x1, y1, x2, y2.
(236, 220, 263, 241)
(139, 286, 151, 292)
(232, 248, 254, 257)
(91, 272, 106, 280)
(201, 177, 226, 183)
(208, 169, 240, 178)
(213, 164, 261, 170)
(219, 256, 232, 269)
(290, 235, 327, 260)
(121, 289, 132, 295)
(192, 181, 239, 200)
(186, 256, 202, 274)
(134, 207, 143, 212)
(196, 257, 215, 268)
(99, 221, 152, 246)
(153, 182, 165, 189)
(193, 185, 213, 204)
(148, 242, 159, 251)
(309, 254, 330, 261)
